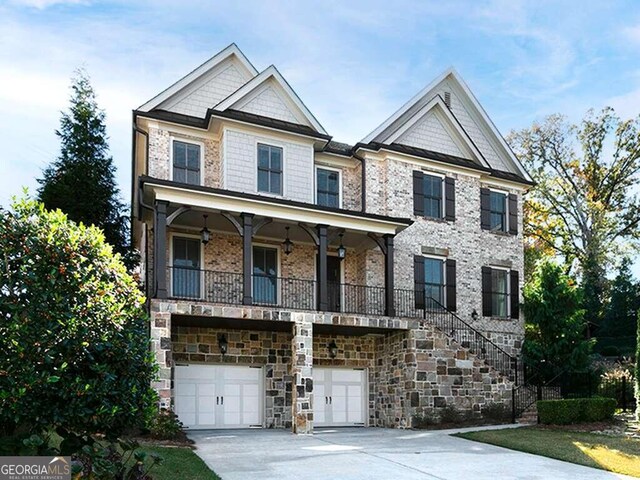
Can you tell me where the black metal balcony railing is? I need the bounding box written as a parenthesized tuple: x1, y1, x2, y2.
(167, 267, 517, 381)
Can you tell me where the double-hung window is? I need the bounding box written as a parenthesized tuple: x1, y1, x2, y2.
(424, 257, 445, 308)
(423, 174, 443, 219)
(489, 191, 507, 232)
(316, 168, 340, 208)
(173, 140, 201, 185)
(257, 144, 283, 195)
(491, 268, 510, 318)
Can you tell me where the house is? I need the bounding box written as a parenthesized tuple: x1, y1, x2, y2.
(131, 44, 532, 434)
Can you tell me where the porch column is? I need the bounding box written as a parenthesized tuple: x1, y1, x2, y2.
(384, 234, 395, 317)
(154, 200, 169, 299)
(241, 213, 254, 305)
(291, 315, 313, 434)
(316, 224, 329, 311)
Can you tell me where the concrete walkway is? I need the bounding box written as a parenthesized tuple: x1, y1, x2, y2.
(189, 425, 635, 480)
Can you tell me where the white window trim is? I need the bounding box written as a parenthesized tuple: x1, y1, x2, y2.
(168, 232, 205, 300)
(314, 165, 343, 208)
(422, 171, 446, 219)
(489, 265, 511, 318)
(423, 254, 446, 307)
(252, 242, 282, 305)
(488, 188, 509, 233)
(169, 136, 205, 186)
(255, 140, 287, 197)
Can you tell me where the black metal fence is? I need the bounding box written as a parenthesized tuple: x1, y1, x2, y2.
(167, 267, 518, 380)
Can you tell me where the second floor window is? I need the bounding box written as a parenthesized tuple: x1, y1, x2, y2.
(424, 257, 445, 308)
(257, 144, 283, 195)
(490, 191, 507, 232)
(491, 268, 509, 317)
(173, 140, 201, 185)
(316, 168, 340, 208)
(423, 174, 443, 219)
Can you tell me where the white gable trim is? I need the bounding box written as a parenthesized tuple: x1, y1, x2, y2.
(384, 95, 489, 168)
(362, 68, 531, 182)
(138, 44, 258, 113)
(214, 65, 327, 135)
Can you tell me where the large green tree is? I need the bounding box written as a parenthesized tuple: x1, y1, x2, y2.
(509, 108, 640, 333)
(600, 258, 639, 341)
(37, 69, 132, 264)
(522, 261, 593, 380)
(0, 198, 156, 443)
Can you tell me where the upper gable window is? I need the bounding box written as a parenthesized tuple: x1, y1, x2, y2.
(257, 143, 283, 195)
(489, 191, 507, 232)
(316, 168, 340, 208)
(173, 140, 201, 185)
(423, 174, 443, 219)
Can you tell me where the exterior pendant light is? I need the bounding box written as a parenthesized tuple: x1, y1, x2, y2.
(327, 339, 338, 359)
(337, 233, 346, 260)
(282, 226, 294, 255)
(218, 334, 228, 355)
(200, 214, 211, 245)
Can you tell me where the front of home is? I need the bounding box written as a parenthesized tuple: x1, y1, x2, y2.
(131, 44, 532, 434)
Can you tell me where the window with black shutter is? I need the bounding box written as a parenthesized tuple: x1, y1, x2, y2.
(413, 171, 455, 221)
(481, 266, 519, 319)
(510, 270, 520, 319)
(445, 259, 456, 311)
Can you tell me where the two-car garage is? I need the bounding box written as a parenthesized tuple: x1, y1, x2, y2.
(173, 364, 367, 430)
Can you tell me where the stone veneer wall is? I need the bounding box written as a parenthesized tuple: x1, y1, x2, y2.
(171, 326, 294, 428)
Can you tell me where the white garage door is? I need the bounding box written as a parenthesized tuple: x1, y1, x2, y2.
(174, 365, 263, 429)
(314, 368, 366, 427)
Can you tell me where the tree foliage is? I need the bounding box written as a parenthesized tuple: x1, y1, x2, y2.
(37, 69, 133, 266)
(600, 258, 639, 339)
(636, 309, 640, 421)
(522, 261, 593, 379)
(509, 108, 640, 329)
(0, 198, 156, 440)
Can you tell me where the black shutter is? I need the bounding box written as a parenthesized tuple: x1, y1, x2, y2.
(445, 259, 456, 311)
(510, 270, 520, 319)
(414, 255, 425, 310)
(481, 266, 492, 317)
(413, 171, 424, 217)
(508, 194, 518, 235)
(445, 177, 455, 221)
(480, 188, 491, 230)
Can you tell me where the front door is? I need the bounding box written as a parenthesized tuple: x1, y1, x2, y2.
(327, 255, 341, 312)
(253, 246, 278, 305)
(172, 236, 201, 298)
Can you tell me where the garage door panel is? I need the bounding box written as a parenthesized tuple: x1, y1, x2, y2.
(312, 368, 366, 427)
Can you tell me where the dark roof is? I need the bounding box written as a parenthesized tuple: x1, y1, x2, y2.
(133, 108, 332, 141)
(355, 142, 533, 186)
(323, 141, 354, 156)
(140, 175, 413, 226)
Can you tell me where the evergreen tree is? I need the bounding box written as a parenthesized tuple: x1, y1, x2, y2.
(523, 260, 593, 380)
(600, 258, 640, 340)
(38, 69, 131, 263)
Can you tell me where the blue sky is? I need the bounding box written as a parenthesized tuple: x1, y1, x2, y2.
(1, 0, 639, 272)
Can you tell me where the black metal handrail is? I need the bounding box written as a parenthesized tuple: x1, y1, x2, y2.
(167, 267, 517, 380)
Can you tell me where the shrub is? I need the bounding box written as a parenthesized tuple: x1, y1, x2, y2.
(71, 438, 162, 479)
(439, 405, 464, 424)
(537, 398, 616, 425)
(481, 402, 510, 422)
(412, 412, 438, 429)
(147, 409, 184, 441)
(0, 199, 157, 443)
(600, 345, 621, 357)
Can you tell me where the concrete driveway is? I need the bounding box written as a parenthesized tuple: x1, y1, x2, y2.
(189, 426, 634, 480)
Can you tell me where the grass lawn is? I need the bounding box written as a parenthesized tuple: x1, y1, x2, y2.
(455, 427, 640, 478)
(139, 446, 221, 480)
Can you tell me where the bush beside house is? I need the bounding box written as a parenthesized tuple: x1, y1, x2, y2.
(0, 199, 157, 459)
(537, 398, 616, 425)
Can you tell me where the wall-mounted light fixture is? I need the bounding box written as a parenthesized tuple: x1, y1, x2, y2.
(327, 339, 338, 359)
(218, 334, 228, 355)
(200, 214, 211, 245)
(282, 226, 294, 255)
(471, 309, 479, 321)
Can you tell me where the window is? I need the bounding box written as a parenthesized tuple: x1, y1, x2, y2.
(173, 140, 201, 185)
(491, 268, 509, 318)
(424, 257, 445, 308)
(423, 174, 443, 219)
(489, 191, 507, 232)
(253, 246, 278, 304)
(257, 144, 283, 195)
(316, 168, 340, 207)
(172, 236, 201, 298)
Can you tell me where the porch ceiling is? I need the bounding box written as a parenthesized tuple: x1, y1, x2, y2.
(172, 314, 293, 333)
